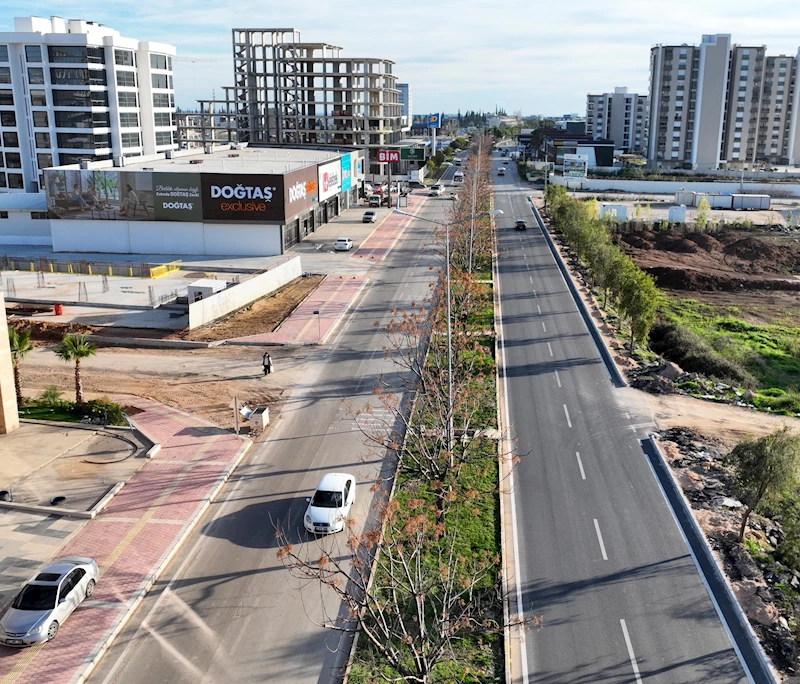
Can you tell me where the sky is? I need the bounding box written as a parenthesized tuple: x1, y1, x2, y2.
(3, 0, 800, 116)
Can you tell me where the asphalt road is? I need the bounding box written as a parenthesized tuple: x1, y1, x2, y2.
(494, 156, 751, 683)
(87, 165, 460, 684)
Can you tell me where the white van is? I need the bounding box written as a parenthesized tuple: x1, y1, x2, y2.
(453, 171, 464, 183)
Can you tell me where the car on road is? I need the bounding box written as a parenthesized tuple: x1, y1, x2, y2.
(515, 220, 527, 231)
(498, 168, 506, 176)
(304, 473, 356, 534)
(334, 237, 353, 251)
(367, 194, 382, 207)
(429, 184, 443, 196)
(449, 192, 458, 200)
(0, 557, 98, 647)
(362, 211, 377, 223)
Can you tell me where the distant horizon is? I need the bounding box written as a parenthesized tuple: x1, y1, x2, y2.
(2, 1, 800, 114)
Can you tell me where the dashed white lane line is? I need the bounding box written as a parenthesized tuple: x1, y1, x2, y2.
(554, 370, 561, 387)
(537, 304, 542, 314)
(620, 619, 643, 684)
(593, 519, 609, 561)
(542, 322, 547, 332)
(563, 404, 572, 428)
(576, 451, 586, 480)
(547, 342, 553, 357)
(529, 275, 533, 284)
(526, 264, 530, 270)
(532, 288, 536, 297)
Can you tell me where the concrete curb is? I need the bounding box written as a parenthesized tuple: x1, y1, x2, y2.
(0, 481, 125, 519)
(75, 437, 253, 684)
(19, 418, 135, 432)
(90, 337, 217, 350)
(641, 436, 778, 684)
(527, 199, 627, 388)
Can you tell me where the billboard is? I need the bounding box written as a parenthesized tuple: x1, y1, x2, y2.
(283, 165, 318, 219)
(45, 169, 155, 222)
(201, 174, 285, 222)
(340, 153, 353, 192)
(153, 173, 203, 222)
(401, 148, 425, 161)
(563, 153, 588, 179)
(426, 113, 441, 129)
(377, 150, 400, 163)
(318, 159, 341, 202)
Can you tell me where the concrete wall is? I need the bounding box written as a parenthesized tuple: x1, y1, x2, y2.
(0, 212, 53, 246)
(549, 175, 800, 197)
(50, 220, 283, 256)
(188, 255, 302, 329)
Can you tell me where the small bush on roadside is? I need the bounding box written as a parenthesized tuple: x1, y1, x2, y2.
(37, 385, 64, 407)
(71, 397, 125, 426)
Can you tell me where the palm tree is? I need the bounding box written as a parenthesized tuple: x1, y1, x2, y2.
(54, 333, 96, 404)
(8, 327, 33, 407)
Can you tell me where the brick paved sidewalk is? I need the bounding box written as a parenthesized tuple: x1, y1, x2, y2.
(352, 191, 429, 262)
(228, 274, 367, 345)
(0, 399, 250, 684)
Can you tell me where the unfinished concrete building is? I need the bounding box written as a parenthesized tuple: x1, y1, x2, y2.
(180, 29, 402, 175)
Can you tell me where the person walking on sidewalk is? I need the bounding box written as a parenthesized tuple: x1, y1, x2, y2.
(262, 352, 274, 376)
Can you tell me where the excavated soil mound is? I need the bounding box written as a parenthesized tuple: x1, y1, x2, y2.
(646, 266, 800, 292)
(722, 237, 786, 264)
(685, 232, 722, 252)
(653, 232, 699, 254)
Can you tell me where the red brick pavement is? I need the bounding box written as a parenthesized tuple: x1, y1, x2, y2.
(229, 274, 367, 345)
(352, 190, 429, 262)
(0, 398, 249, 683)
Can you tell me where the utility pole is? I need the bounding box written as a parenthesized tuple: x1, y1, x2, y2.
(445, 217, 453, 466)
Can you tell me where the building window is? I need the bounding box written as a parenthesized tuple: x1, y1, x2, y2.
(118, 92, 138, 108)
(25, 45, 42, 62)
(0, 46, 8, 62)
(33, 111, 48, 127)
(116, 71, 137, 88)
(30, 89, 47, 106)
(2, 132, 19, 148)
(52, 90, 108, 107)
(36, 153, 53, 169)
(121, 132, 141, 148)
(54, 110, 111, 128)
(114, 49, 135, 67)
(152, 93, 171, 108)
(150, 54, 169, 70)
(151, 73, 169, 89)
(0, 91, 12, 106)
(0, 175, 5, 189)
(5, 152, 21, 167)
(118, 112, 139, 128)
(34, 132, 50, 148)
(30, 211, 47, 219)
(26, 67, 46, 85)
(153, 112, 173, 127)
(7, 174, 23, 189)
(0, 67, 10, 85)
(0, 111, 15, 127)
(155, 131, 173, 146)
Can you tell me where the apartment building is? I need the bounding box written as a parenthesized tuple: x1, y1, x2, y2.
(0, 15, 177, 193)
(184, 29, 402, 176)
(398, 83, 412, 132)
(585, 87, 649, 154)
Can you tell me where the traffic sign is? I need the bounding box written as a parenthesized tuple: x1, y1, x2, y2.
(377, 149, 400, 163)
(400, 148, 425, 161)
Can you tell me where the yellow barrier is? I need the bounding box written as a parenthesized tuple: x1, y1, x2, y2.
(3, 258, 180, 279)
(149, 261, 181, 279)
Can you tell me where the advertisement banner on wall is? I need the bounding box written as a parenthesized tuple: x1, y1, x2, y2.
(153, 173, 203, 221)
(340, 154, 352, 192)
(354, 155, 364, 181)
(201, 174, 286, 222)
(283, 165, 318, 220)
(317, 159, 341, 202)
(44, 169, 155, 221)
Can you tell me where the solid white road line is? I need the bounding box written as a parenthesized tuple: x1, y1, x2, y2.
(593, 519, 609, 561)
(554, 370, 561, 387)
(547, 342, 553, 357)
(576, 452, 586, 480)
(620, 619, 644, 684)
(563, 404, 572, 428)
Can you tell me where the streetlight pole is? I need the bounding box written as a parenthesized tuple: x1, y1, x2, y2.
(468, 135, 482, 273)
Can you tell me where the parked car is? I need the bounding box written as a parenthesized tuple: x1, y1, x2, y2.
(367, 194, 382, 207)
(0, 557, 98, 647)
(515, 220, 527, 231)
(334, 237, 353, 251)
(362, 211, 377, 223)
(304, 473, 356, 534)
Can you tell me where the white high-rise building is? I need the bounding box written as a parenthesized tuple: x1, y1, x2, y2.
(398, 83, 412, 132)
(0, 15, 177, 193)
(585, 87, 648, 154)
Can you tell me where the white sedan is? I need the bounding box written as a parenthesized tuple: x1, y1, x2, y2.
(304, 473, 356, 534)
(334, 237, 353, 251)
(0, 557, 98, 646)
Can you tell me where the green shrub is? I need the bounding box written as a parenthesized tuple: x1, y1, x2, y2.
(38, 385, 64, 407)
(650, 321, 756, 386)
(72, 397, 126, 426)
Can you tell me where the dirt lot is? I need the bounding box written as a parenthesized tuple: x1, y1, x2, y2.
(616, 228, 800, 325)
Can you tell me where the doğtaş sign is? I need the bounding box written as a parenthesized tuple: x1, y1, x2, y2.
(317, 159, 342, 202)
(283, 165, 318, 219)
(201, 173, 286, 222)
(153, 173, 203, 222)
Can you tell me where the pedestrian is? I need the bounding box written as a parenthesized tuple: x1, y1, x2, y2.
(262, 352, 271, 376)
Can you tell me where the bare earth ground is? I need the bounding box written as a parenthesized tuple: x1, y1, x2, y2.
(171, 274, 325, 341)
(7, 275, 325, 344)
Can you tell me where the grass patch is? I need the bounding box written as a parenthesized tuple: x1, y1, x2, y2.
(19, 405, 80, 422)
